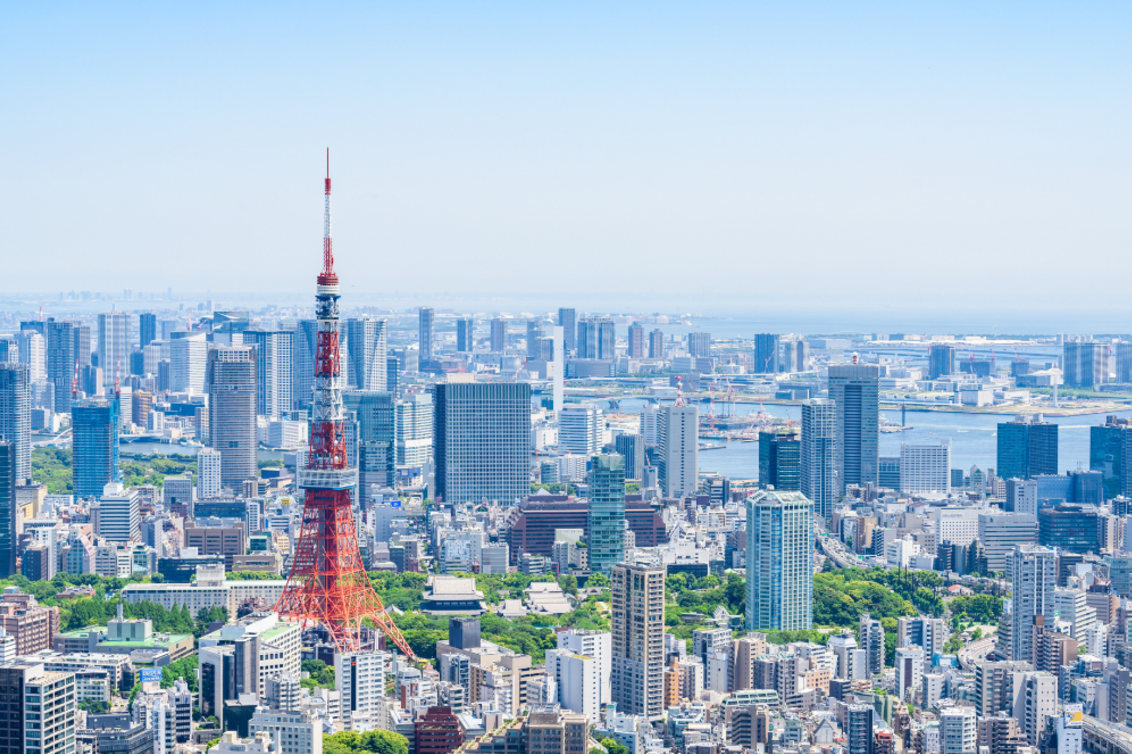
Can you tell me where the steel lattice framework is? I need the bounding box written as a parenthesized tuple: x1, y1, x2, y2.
(274, 151, 415, 658)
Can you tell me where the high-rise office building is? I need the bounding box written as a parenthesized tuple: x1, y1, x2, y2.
(0, 443, 15, 578)
(72, 399, 120, 499)
(745, 490, 813, 631)
(97, 483, 140, 544)
(1063, 341, 1108, 388)
(139, 313, 157, 349)
(97, 311, 130, 389)
(801, 398, 836, 519)
(0, 662, 77, 754)
(419, 307, 435, 363)
(783, 340, 809, 373)
(899, 440, 952, 494)
(658, 404, 697, 497)
(559, 405, 603, 457)
(928, 344, 956, 379)
(754, 334, 781, 374)
(1009, 545, 1056, 663)
(627, 323, 645, 359)
(611, 562, 665, 720)
(828, 363, 880, 490)
(758, 429, 800, 491)
(977, 513, 1038, 574)
(1038, 504, 1101, 554)
(577, 318, 615, 361)
(46, 320, 78, 413)
(997, 415, 1058, 481)
(246, 331, 295, 419)
(558, 308, 577, 354)
(434, 381, 530, 505)
(0, 338, 12, 363)
(648, 330, 664, 359)
(613, 434, 645, 480)
(16, 330, 46, 383)
(345, 319, 387, 392)
(207, 346, 257, 488)
(1089, 415, 1132, 499)
(526, 320, 544, 359)
(490, 318, 506, 353)
(1117, 342, 1132, 383)
(687, 332, 711, 358)
(456, 317, 475, 353)
(396, 392, 434, 468)
(293, 319, 318, 412)
(0, 364, 30, 482)
(170, 332, 207, 394)
(198, 448, 222, 499)
(343, 391, 396, 499)
(588, 454, 625, 575)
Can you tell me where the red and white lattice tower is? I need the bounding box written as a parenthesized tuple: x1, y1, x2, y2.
(274, 151, 415, 657)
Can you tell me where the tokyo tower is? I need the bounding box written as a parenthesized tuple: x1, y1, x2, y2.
(274, 151, 415, 658)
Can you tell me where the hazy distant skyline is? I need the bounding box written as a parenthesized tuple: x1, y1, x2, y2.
(3, 3, 1129, 306)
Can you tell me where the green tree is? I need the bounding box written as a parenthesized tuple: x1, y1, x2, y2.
(601, 738, 629, 754)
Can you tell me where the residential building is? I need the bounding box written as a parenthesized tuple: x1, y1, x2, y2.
(434, 381, 531, 505)
(490, 318, 506, 352)
(170, 333, 207, 394)
(897, 616, 948, 659)
(745, 490, 813, 631)
(940, 707, 977, 754)
(687, 332, 711, 358)
(1012, 671, 1058, 745)
(248, 708, 323, 754)
(801, 398, 836, 518)
(627, 323, 645, 359)
(198, 448, 222, 499)
(0, 444, 15, 577)
(648, 329, 664, 359)
(611, 563, 665, 720)
(658, 404, 697, 498)
(847, 704, 875, 754)
(828, 363, 880, 490)
(894, 645, 923, 700)
(1009, 545, 1057, 663)
(558, 308, 577, 353)
(577, 318, 615, 360)
(98, 312, 130, 389)
(335, 650, 388, 730)
(419, 308, 435, 363)
(1063, 341, 1108, 388)
(207, 346, 258, 488)
(859, 613, 884, 676)
(0, 364, 30, 482)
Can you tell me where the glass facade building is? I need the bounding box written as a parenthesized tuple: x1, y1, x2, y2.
(758, 429, 800, 491)
(588, 453, 626, 575)
(745, 489, 813, 631)
(997, 417, 1058, 481)
(72, 398, 120, 499)
(828, 364, 880, 490)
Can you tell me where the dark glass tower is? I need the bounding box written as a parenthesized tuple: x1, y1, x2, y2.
(72, 398, 120, 499)
(997, 416, 1058, 481)
(0, 443, 15, 577)
(758, 429, 801, 491)
(588, 453, 626, 575)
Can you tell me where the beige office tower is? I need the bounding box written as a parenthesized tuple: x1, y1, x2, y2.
(611, 562, 666, 720)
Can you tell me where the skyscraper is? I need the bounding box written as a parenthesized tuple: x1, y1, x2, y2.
(1009, 545, 1057, 663)
(72, 398, 120, 499)
(627, 323, 645, 358)
(526, 319, 544, 359)
(1062, 341, 1108, 388)
(1090, 415, 1132, 498)
(648, 330, 664, 359)
(588, 454, 625, 575)
(490, 318, 506, 353)
(45, 319, 78, 413)
(558, 308, 577, 354)
(899, 441, 952, 494)
(614, 434, 645, 480)
(396, 392, 434, 468)
(758, 429, 800, 491)
(344, 391, 396, 502)
(97, 311, 130, 388)
(1117, 343, 1132, 383)
(293, 319, 319, 412)
(828, 363, 880, 490)
(206, 345, 258, 488)
(801, 398, 836, 519)
(419, 307, 435, 363)
(745, 490, 813, 631)
(170, 332, 207, 394)
(754, 334, 781, 374)
(434, 380, 530, 505)
(456, 317, 475, 352)
(139, 313, 157, 349)
(687, 332, 711, 358)
(559, 405, 603, 457)
(246, 330, 294, 419)
(611, 562, 665, 720)
(997, 415, 1058, 481)
(658, 404, 698, 497)
(577, 318, 616, 360)
(16, 330, 45, 383)
(344, 319, 387, 392)
(928, 344, 956, 379)
(198, 448, 222, 499)
(0, 364, 30, 482)
(0, 442, 15, 578)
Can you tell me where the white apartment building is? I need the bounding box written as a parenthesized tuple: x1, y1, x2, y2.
(171, 333, 207, 394)
(556, 629, 612, 703)
(249, 708, 323, 754)
(559, 405, 603, 457)
(335, 650, 388, 731)
(545, 649, 600, 718)
(936, 507, 979, 547)
(198, 448, 222, 499)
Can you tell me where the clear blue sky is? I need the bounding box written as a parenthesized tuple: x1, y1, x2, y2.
(2, 2, 1129, 308)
